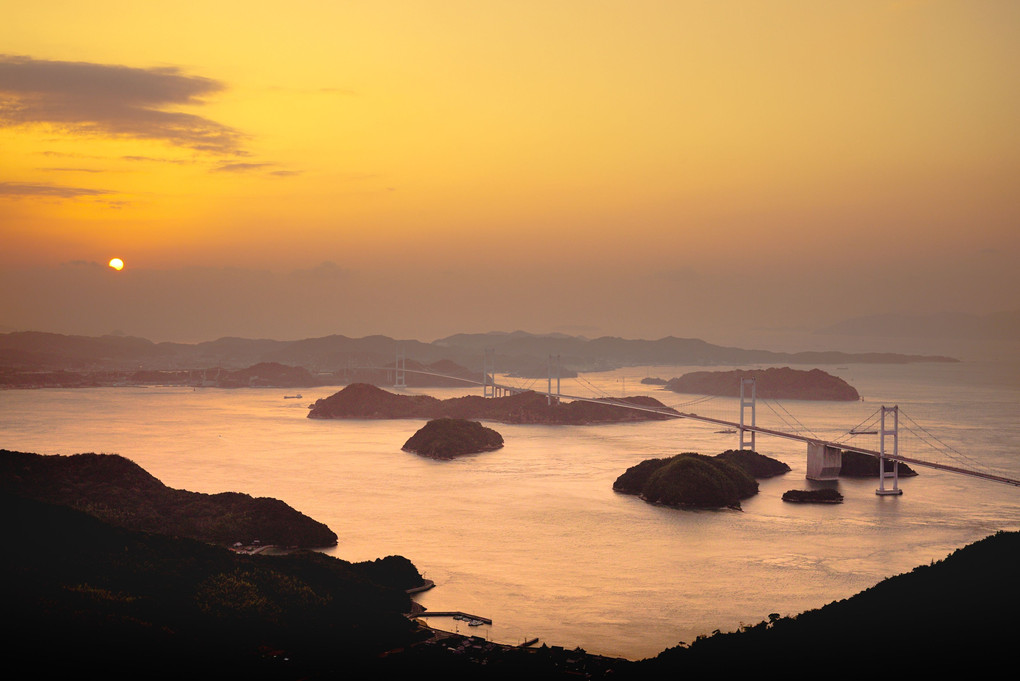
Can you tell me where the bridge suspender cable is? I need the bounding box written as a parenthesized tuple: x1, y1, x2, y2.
(347, 364, 1020, 488)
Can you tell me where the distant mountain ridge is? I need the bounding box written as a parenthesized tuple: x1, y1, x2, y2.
(0, 329, 958, 377)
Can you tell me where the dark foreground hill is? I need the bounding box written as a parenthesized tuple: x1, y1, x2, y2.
(0, 492, 422, 678)
(0, 450, 338, 548)
(634, 529, 1020, 676)
(1, 477, 1015, 677)
(308, 383, 677, 424)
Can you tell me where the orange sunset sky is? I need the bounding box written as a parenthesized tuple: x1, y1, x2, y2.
(1, 1, 1018, 347)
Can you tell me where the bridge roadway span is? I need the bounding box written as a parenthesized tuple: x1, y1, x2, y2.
(360, 366, 1020, 488)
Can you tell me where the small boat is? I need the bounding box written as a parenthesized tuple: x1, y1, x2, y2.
(715, 429, 736, 434)
(283, 394, 303, 399)
(468, 619, 484, 626)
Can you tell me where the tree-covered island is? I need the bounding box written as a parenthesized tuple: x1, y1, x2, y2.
(613, 450, 790, 510)
(402, 418, 504, 459)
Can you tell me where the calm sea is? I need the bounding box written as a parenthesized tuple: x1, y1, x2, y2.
(2, 360, 1018, 660)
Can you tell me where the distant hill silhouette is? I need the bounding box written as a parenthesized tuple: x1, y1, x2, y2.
(0, 330, 958, 383)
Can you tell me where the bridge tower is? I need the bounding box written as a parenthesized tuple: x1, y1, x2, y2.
(547, 354, 561, 405)
(739, 377, 756, 451)
(394, 346, 407, 389)
(876, 405, 903, 495)
(483, 347, 495, 398)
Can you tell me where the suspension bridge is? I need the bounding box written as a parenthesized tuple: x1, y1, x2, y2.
(362, 349, 1020, 494)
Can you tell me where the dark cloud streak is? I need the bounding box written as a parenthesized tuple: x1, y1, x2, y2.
(0, 55, 245, 154)
(213, 162, 273, 173)
(0, 181, 110, 198)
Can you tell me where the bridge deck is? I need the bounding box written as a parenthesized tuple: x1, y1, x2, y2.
(355, 365, 1020, 487)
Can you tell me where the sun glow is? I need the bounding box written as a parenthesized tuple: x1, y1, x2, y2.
(108, 258, 124, 271)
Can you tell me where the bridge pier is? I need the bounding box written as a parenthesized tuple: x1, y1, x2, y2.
(807, 442, 842, 480)
(876, 406, 903, 496)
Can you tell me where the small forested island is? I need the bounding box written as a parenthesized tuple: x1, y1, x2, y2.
(0, 450, 338, 548)
(839, 450, 919, 477)
(714, 449, 792, 478)
(614, 453, 759, 510)
(402, 418, 504, 460)
(664, 367, 860, 401)
(782, 488, 844, 504)
(614, 449, 791, 510)
(308, 382, 677, 425)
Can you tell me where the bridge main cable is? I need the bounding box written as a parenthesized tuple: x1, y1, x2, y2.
(349, 366, 1020, 488)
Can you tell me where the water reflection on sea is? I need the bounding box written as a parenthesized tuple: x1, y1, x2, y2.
(2, 361, 1018, 659)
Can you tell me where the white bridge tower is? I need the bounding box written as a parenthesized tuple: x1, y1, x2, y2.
(739, 377, 756, 451)
(483, 348, 495, 398)
(547, 355, 561, 405)
(876, 405, 903, 495)
(393, 346, 407, 389)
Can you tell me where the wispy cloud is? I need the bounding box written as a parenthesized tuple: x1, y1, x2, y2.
(0, 55, 245, 154)
(38, 167, 105, 173)
(0, 181, 111, 198)
(213, 161, 300, 176)
(212, 162, 273, 173)
(121, 155, 195, 165)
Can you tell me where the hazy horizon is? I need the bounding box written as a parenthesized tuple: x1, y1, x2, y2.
(3, 3, 1018, 356)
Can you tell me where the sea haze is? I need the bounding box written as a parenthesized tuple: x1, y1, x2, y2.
(2, 360, 1017, 659)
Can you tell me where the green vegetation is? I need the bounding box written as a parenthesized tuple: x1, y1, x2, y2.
(402, 418, 504, 459)
(0, 450, 338, 547)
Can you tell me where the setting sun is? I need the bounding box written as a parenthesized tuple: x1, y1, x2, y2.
(108, 258, 124, 271)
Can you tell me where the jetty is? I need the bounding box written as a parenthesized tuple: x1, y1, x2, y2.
(410, 611, 492, 625)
